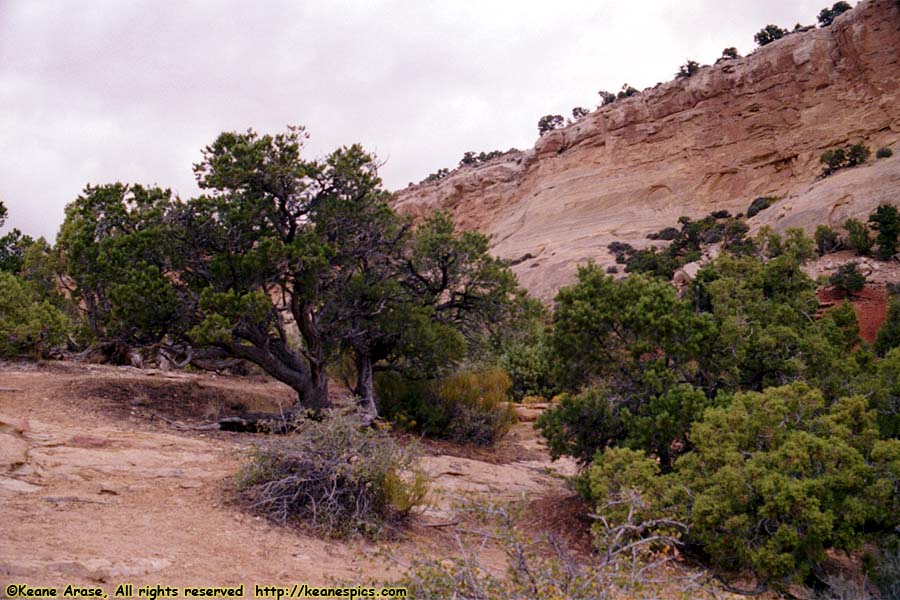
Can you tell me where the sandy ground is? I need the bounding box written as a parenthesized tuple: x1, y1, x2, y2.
(0, 362, 578, 587)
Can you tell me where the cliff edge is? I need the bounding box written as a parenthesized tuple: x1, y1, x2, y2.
(393, 0, 900, 299)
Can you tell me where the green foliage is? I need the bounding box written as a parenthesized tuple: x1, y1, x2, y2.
(617, 84, 638, 100)
(676, 60, 700, 79)
(868, 203, 900, 260)
(843, 218, 873, 255)
(375, 368, 516, 446)
(552, 265, 715, 393)
(571, 106, 590, 121)
(57, 183, 177, 345)
(543, 265, 736, 470)
(747, 196, 775, 218)
(0, 272, 70, 358)
(235, 415, 428, 538)
(814, 225, 841, 255)
(691, 250, 834, 392)
(821, 143, 871, 175)
(585, 385, 900, 591)
(624, 247, 680, 279)
(847, 142, 871, 167)
(537, 114, 564, 136)
(819, 300, 861, 353)
(721, 47, 740, 59)
(621, 384, 713, 472)
(540, 212, 900, 590)
(672, 384, 900, 588)
(606, 241, 634, 263)
(0, 203, 38, 275)
(536, 386, 623, 466)
(597, 90, 616, 106)
(646, 226, 680, 241)
(821, 148, 847, 171)
(829, 262, 866, 296)
(619, 212, 754, 279)
(57, 127, 527, 413)
(869, 347, 900, 436)
(589, 447, 666, 524)
(755, 24, 788, 46)
(818, 2, 852, 27)
(0, 229, 33, 274)
(500, 332, 558, 401)
(875, 301, 900, 358)
(424, 167, 450, 183)
(876, 147, 894, 159)
(459, 150, 505, 168)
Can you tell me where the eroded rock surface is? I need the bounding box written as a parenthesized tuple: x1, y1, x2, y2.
(394, 0, 900, 298)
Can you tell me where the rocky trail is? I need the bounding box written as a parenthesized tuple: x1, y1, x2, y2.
(0, 362, 577, 586)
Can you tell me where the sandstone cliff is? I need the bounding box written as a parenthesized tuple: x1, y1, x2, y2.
(393, 0, 900, 299)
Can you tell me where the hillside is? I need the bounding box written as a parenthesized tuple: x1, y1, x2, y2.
(393, 0, 900, 299)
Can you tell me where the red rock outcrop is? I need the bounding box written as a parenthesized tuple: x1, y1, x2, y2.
(393, 0, 900, 299)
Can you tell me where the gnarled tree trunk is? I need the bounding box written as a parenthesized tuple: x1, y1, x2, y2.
(353, 351, 378, 420)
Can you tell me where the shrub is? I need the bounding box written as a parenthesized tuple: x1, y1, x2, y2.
(617, 84, 638, 100)
(0, 272, 70, 358)
(877, 147, 894, 159)
(844, 218, 873, 255)
(459, 150, 504, 167)
(571, 106, 590, 121)
(676, 59, 700, 79)
(746, 196, 775, 218)
(500, 335, 558, 401)
(815, 225, 842, 255)
(829, 262, 866, 296)
(606, 265, 618, 274)
(537, 114, 564, 136)
(438, 369, 517, 445)
(670, 384, 900, 588)
(710, 209, 731, 219)
(755, 24, 788, 46)
(647, 226, 680, 241)
(875, 301, 900, 358)
(620, 384, 712, 472)
(721, 47, 740, 59)
(235, 415, 428, 538)
(398, 503, 704, 600)
(872, 545, 900, 599)
(536, 386, 622, 467)
(624, 248, 680, 279)
(846, 143, 871, 167)
(606, 240, 634, 255)
(598, 90, 616, 106)
(821, 144, 871, 175)
(375, 368, 516, 446)
(819, 300, 861, 353)
(818, 1, 852, 27)
(869, 204, 900, 260)
(424, 168, 450, 183)
(821, 148, 847, 171)
(870, 347, 900, 436)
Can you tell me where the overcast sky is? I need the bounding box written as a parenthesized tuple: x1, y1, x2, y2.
(1, 0, 830, 239)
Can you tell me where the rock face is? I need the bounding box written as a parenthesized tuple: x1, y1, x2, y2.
(393, 0, 900, 299)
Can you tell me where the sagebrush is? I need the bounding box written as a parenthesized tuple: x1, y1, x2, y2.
(235, 415, 428, 538)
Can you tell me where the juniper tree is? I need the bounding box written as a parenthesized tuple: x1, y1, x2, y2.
(58, 127, 526, 416)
